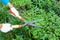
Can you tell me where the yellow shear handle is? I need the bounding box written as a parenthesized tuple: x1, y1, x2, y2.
(12, 25, 22, 28)
(0, 24, 2, 29)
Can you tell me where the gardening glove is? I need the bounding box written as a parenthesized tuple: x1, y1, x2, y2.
(1, 0, 10, 5)
(9, 7, 25, 21)
(0, 23, 13, 33)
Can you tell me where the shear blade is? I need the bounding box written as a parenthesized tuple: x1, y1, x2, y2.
(29, 24, 43, 28)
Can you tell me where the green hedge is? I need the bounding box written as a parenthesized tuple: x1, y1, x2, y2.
(0, 0, 60, 40)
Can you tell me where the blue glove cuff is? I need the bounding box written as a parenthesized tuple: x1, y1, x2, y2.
(1, 0, 9, 5)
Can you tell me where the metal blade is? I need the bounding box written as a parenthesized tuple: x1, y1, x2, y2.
(28, 24, 43, 28)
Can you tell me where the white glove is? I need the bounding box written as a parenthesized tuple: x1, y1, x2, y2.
(9, 7, 24, 20)
(0, 23, 13, 33)
(9, 7, 20, 17)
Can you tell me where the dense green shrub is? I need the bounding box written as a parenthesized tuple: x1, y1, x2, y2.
(0, 0, 60, 40)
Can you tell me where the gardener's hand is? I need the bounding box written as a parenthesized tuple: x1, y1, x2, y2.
(0, 23, 13, 33)
(9, 7, 20, 16)
(9, 7, 25, 21)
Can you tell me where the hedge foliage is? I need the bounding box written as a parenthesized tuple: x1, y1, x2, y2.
(0, 0, 60, 40)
